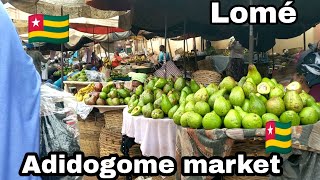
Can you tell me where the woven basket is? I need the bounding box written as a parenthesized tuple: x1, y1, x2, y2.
(100, 128, 141, 157)
(104, 110, 123, 130)
(78, 114, 105, 157)
(192, 70, 222, 86)
(102, 109, 141, 157)
(224, 139, 268, 180)
(99, 128, 122, 156)
(197, 59, 215, 71)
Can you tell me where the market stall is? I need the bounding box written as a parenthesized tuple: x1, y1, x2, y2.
(121, 107, 177, 158)
(175, 122, 320, 179)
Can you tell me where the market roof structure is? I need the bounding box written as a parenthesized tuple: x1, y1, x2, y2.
(86, 0, 320, 52)
(5, 0, 125, 18)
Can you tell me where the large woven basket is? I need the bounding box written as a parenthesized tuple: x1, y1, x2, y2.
(100, 128, 141, 157)
(197, 59, 215, 71)
(192, 70, 222, 86)
(78, 114, 104, 157)
(101, 110, 141, 157)
(224, 139, 268, 180)
(104, 110, 123, 130)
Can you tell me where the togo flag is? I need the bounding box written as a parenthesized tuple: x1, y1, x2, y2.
(28, 14, 69, 44)
(265, 121, 292, 154)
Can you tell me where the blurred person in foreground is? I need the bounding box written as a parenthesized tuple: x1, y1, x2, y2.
(26, 43, 48, 75)
(0, 2, 41, 179)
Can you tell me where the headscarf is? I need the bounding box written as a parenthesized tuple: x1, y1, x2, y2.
(0, 2, 40, 180)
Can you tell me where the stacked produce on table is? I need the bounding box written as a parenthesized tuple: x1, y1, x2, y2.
(75, 82, 132, 106)
(127, 64, 320, 129)
(53, 67, 72, 77)
(128, 55, 147, 63)
(110, 71, 130, 79)
(67, 69, 88, 82)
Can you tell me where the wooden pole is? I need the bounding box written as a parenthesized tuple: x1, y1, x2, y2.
(60, 6, 64, 89)
(164, 14, 168, 78)
(248, 0, 254, 64)
(303, 32, 306, 51)
(150, 39, 154, 53)
(183, 20, 187, 78)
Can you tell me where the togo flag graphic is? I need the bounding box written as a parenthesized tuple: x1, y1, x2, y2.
(265, 121, 292, 154)
(28, 14, 69, 44)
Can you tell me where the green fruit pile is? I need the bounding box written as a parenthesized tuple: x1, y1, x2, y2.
(84, 82, 132, 106)
(127, 64, 320, 129)
(127, 76, 192, 118)
(67, 69, 88, 82)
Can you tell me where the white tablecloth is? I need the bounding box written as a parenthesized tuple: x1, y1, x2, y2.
(121, 107, 177, 158)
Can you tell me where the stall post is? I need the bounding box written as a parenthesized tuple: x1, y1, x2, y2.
(248, 0, 254, 64)
(183, 20, 187, 78)
(164, 14, 168, 78)
(303, 32, 306, 51)
(60, 6, 64, 89)
(150, 39, 154, 53)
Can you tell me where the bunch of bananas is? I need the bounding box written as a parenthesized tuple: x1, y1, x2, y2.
(74, 83, 95, 102)
(103, 57, 112, 67)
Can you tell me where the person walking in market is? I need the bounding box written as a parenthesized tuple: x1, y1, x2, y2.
(26, 43, 48, 75)
(226, 39, 245, 81)
(0, 2, 41, 179)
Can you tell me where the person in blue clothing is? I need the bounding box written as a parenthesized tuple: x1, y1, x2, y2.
(53, 64, 81, 89)
(0, 2, 41, 179)
(155, 45, 170, 70)
(158, 45, 170, 63)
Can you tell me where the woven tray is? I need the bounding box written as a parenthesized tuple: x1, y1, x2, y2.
(192, 70, 222, 86)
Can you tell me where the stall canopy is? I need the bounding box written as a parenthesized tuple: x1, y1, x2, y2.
(20, 29, 134, 51)
(87, 0, 320, 52)
(4, 3, 124, 35)
(69, 16, 125, 34)
(85, 0, 131, 11)
(4, 3, 28, 34)
(6, 0, 125, 18)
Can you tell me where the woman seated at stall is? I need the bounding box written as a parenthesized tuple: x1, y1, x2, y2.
(112, 51, 123, 68)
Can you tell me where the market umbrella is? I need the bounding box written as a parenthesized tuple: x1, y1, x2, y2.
(7, 0, 125, 19)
